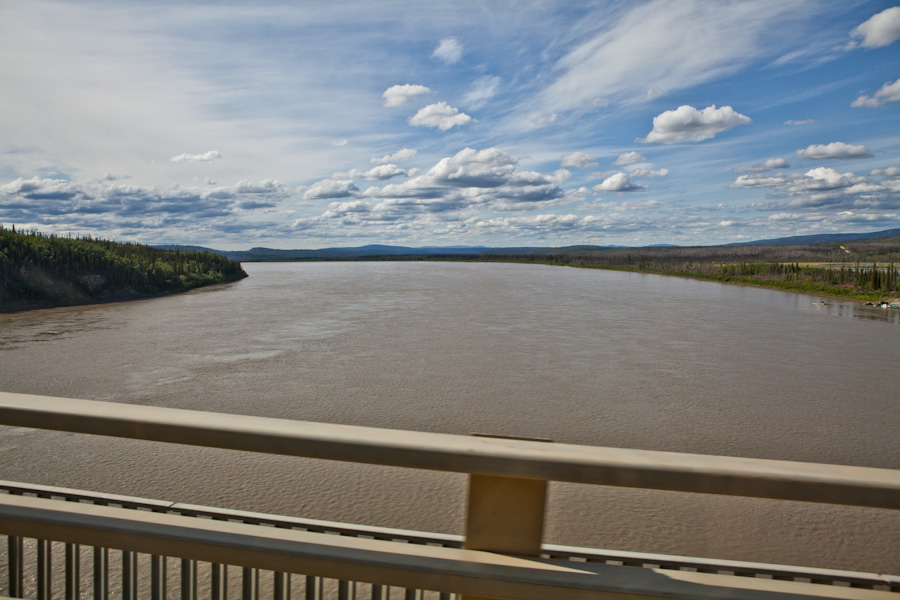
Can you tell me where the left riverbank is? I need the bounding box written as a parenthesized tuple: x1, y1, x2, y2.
(0, 226, 247, 313)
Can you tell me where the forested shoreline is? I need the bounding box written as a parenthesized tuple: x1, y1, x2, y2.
(448, 237, 900, 302)
(0, 226, 247, 312)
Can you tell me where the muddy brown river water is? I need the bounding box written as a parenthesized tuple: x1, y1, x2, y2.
(1, 262, 898, 574)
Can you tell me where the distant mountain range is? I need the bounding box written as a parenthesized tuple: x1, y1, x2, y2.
(156, 227, 900, 261)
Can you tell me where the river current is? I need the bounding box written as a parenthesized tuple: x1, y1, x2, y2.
(1, 262, 898, 573)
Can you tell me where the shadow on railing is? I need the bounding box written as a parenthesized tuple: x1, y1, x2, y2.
(1, 391, 899, 600)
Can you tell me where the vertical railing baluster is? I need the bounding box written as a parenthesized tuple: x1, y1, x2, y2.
(211, 564, 227, 600)
(151, 555, 167, 600)
(181, 559, 197, 600)
(369, 584, 385, 600)
(303, 576, 321, 600)
(337, 580, 355, 600)
(437, 594, 451, 600)
(241, 567, 258, 600)
(94, 547, 109, 600)
(7, 536, 24, 598)
(36, 539, 51, 600)
(403, 589, 418, 600)
(273, 572, 289, 600)
(66, 543, 80, 600)
(122, 551, 138, 600)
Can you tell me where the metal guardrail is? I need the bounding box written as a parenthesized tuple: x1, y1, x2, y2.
(1, 391, 899, 600)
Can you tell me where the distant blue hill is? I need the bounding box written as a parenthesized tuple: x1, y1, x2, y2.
(154, 227, 900, 260)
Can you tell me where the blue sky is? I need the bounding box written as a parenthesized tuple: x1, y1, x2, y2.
(1, 1, 899, 249)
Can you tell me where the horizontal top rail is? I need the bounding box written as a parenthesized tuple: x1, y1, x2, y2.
(1, 391, 899, 509)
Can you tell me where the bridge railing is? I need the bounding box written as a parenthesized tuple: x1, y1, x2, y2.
(1, 391, 899, 600)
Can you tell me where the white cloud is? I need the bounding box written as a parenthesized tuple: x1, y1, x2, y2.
(464, 76, 500, 109)
(613, 152, 645, 165)
(593, 172, 647, 192)
(639, 105, 751, 144)
(849, 6, 900, 49)
(170, 150, 221, 163)
(349, 164, 407, 180)
(560, 152, 597, 168)
(433, 37, 463, 64)
(330, 139, 349, 147)
(852, 77, 900, 108)
(733, 158, 790, 173)
(408, 102, 474, 131)
(371, 148, 417, 164)
(303, 178, 359, 200)
(427, 147, 516, 187)
(871, 167, 900, 177)
(784, 119, 815, 126)
(795, 142, 873, 160)
(628, 167, 669, 178)
(383, 84, 432, 107)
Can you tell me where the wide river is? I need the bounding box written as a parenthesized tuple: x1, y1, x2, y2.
(1, 262, 898, 574)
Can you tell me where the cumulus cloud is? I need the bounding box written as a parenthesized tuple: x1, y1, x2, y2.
(302, 178, 359, 200)
(848, 6, 900, 49)
(433, 37, 463, 64)
(383, 84, 432, 107)
(560, 151, 597, 168)
(464, 75, 500, 109)
(639, 105, 751, 144)
(170, 150, 221, 163)
(349, 164, 407, 180)
(408, 102, 474, 131)
(852, 77, 900, 108)
(733, 158, 790, 173)
(371, 148, 417, 164)
(613, 151, 645, 165)
(795, 142, 873, 160)
(871, 167, 900, 177)
(593, 172, 647, 192)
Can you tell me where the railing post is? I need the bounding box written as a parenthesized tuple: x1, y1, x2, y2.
(93, 547, 109, 600)
(8, 535, 23, 598)
(122, 551, 138, 600)
(461, 435, 550, 600)
(66, 543, 80, 600)
(181, 559, 197, 600)
(36, 539, 51, 600)
(151, 555, 167, 600)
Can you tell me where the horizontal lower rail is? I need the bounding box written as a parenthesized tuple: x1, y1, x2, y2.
(1, 392, 899, 509)
(1, 494, 897, 600)
(2, 480, 897, 591)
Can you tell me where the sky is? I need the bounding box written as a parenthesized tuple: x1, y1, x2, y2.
(1, 1, 899, 250)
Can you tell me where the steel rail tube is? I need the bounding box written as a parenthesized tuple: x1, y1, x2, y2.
(1, 392, 899, 509)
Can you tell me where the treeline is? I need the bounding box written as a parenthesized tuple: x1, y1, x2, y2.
(1, 225, 247, 310)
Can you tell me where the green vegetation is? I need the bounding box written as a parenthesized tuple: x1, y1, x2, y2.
(456, 239, 900, 302)
(1, 225, 247, 311)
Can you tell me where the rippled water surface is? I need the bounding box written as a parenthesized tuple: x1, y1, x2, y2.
(1, 262, 898, 573)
